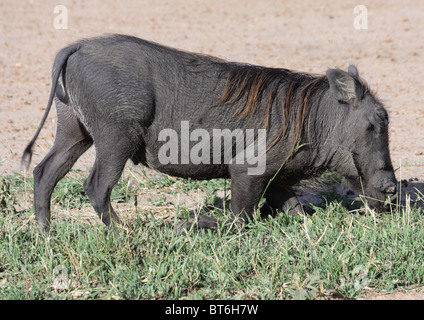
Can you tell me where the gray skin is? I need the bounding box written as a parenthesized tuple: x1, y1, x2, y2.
(22, 34, 397, 233)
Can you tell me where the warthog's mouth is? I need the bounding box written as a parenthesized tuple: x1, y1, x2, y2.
(362, 184, 398, 212)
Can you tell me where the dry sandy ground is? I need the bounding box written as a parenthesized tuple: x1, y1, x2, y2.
(1, 0, 424, 178)
(1, 0, 424, 299)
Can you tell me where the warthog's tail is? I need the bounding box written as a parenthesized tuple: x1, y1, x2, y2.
(21, 43, 80, 172)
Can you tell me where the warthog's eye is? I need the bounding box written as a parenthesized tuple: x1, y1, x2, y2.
(367, 123, 375, 131)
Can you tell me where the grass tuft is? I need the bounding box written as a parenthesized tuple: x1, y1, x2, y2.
(0, 168, 423, 299)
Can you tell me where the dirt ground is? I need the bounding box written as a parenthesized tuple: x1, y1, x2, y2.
(1, 0, 424, 299)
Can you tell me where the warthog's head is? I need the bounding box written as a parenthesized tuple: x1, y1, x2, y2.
(325, 65, 397, 210)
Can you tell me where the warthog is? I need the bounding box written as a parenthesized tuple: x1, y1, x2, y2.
(22, 34, 397, 232)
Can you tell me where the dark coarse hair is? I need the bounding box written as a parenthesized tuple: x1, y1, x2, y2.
(217, 64, 330, 152)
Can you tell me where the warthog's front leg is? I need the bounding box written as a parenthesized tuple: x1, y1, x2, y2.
(263, 184, 305, 216)
(229, 173, 270, 222)
(177, 173, 269, 231)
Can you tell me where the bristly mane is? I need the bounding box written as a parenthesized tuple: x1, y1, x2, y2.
(217, 64, 329, 152)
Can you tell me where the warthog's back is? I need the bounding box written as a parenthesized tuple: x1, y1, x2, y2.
(62, 35, 232, 142)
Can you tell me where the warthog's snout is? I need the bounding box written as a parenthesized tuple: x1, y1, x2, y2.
(382, 181, 398, 206)
(383, 183, 397, 196)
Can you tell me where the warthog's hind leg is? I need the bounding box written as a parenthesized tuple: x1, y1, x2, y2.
(33, 100, 93, 233)
(83, 134, 134, 227)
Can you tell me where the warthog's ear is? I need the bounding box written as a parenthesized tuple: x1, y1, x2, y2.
(348, 64, 359, 77)
(326, 69, 356, 104)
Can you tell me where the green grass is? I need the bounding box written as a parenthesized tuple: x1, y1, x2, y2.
(0, 169, 423, 299)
